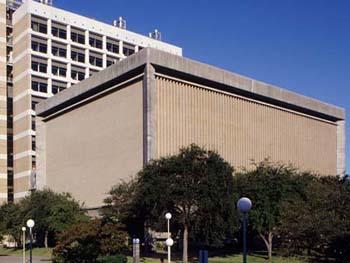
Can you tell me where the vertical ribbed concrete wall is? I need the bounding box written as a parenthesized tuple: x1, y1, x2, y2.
(0, 0, 7, 203)
(156, 76, 338, 174)
(337, 120, 346, 175)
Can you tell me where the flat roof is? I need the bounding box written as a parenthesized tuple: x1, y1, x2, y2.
(37, 48, 345, 121)
(13, 0, 182, 56)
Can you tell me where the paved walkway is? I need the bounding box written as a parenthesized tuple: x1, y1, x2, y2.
(0, 255, 51, 262)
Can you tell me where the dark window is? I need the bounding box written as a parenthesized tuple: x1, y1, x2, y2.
(89, 37, 102, 49)
(123, 46, 134, 56)
(31, 116, 35, 131)
(107, 42, 119, 53)
(71, 70, 85, 81)
(31, 101, 38, 110)
(31, 41, 47, 53)
(31, 80, 47, 93)
(52, 27, 66, 39)
(31, 61, 47, 73)
(31, 135, 36, 151)
(107, 58, 118, 67)
(71, 51, 85, 63)
(52, 46, 67, 58)
(52, 66, 66, 77)
(31, 21, 47, 34)
(71, 31, 85, 44)
(52, 85, 66, 94)
(89, 55, 103, 67)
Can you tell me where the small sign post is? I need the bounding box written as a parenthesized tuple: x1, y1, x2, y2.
(133, 238, 140, 263)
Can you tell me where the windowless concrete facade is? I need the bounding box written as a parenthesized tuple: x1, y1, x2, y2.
(0, 0, 181, 203)
(36, 48, 346, 208)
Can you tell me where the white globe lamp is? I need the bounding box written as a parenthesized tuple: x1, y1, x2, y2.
(237, 197, 252, 213)
(165, 212, 172, 220)
(165, 237, 174, 247)
(26, 219, 35, 228)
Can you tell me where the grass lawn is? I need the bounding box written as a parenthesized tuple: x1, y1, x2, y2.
(0, 247, 52, 257)
(0, 247, 305, 263)
(127, 254, 305, 263)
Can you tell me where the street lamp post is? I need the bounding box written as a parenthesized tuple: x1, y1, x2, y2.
(21, 227, 26, 263)
(26, 219, 35, 263)
(237, 197, 252, 263)
(165, 212, 173, 263)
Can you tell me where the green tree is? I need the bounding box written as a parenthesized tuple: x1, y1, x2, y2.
(101, 180, 144, 238)
(279, 175, 350, 261)
(135, 144, 235, 263)
(233, 160, 303, 260)
(22, 189, 88, 247)
(0, 189, 88, 248)
(0, 202, 24, 245)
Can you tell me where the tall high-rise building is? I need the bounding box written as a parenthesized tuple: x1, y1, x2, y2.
(0, 0, 182, 203)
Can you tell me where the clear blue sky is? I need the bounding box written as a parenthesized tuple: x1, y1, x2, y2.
(55, 0, 349, 174)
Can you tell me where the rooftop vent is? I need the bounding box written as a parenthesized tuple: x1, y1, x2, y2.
(149, 29, 162, 41)
(113, 17, 126, 29)
(36, 0, 53, 5)
(6, 0, 24, 10)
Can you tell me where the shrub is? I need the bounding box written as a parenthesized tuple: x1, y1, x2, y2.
(98, 222, 128, 256)
(53, 219, 128, 262)
(53, 220, 100, 263)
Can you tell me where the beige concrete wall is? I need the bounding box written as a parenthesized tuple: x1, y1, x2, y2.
(13, 18, 32, 196)
(14, 176, 29, 193)
(40, 80, 144, 208)
(13, 14, 30, 39)
(156, 76, 338, 175)
(13, 54, 30, 77)
(14, 155, 31, 174)
(13, 94, 31, 115)
(14, 76, 31, 99)
(14, 135, 31, 154)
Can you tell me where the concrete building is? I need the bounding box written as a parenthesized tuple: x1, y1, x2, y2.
(0, 0, 181, 203)
(35, 48, 346, 209)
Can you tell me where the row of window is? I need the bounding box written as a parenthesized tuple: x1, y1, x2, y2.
(31, 80, 67, 94)
(32, 40, 132, 58)
(32, 62, 89, 80)
(32, 41, 119, 67)
(31, 19, 135, 54)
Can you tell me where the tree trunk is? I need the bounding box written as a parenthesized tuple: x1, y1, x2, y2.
(259, 232, 273, 260)
(183, 224, 189, 263)
(44, 231, 48, 248)
(268, 232, 272, 260)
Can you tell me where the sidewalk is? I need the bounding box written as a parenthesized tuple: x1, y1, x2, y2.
(0, 255, 51, 262)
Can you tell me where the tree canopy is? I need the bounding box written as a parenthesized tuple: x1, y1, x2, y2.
(233, 160, 305, 259)
(0, 189, 88, 247)
(279, 175, 350, 262)
(104, 144, 235, 263)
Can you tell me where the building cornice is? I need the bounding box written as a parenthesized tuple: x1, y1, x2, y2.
(36, 48, 345, 121)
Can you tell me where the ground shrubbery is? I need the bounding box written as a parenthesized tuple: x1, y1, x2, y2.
(52, 219, 128, 263)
